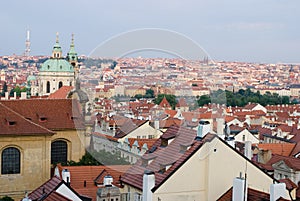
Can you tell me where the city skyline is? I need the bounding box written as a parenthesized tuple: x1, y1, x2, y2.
(0, 0, 300, 63)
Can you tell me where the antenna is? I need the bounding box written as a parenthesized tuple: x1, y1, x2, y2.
(24, 28, 31, 56)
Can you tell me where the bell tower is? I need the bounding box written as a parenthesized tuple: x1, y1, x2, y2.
(67, 33, 79, 78)
(52, 32, 62, 59)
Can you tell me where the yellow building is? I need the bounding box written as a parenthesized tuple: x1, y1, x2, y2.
(0, 99, 88, 200)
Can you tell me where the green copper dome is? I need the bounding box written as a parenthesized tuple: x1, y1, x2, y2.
(27, 75, 36, 82)
(40, 59, 74, 72)
(67, 33, 78, 62)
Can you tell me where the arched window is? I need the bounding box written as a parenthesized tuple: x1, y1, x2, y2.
(58, 81, 63, 89)
(51, 140, 67, 164)
(46, 81, 50, 93)
(1, 147, 20, 174)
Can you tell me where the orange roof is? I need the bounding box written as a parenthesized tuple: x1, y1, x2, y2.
(164, 109, 177, 117)
(159, 96, 171, 108)
(57, 164, 131, 201)
(48, 86, 73, 99)
(127, 138, 157, 150)
(258, 143, 296, 156)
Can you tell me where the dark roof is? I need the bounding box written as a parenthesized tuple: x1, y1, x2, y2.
(0, 102, 54, 136)
(28, 175, 90, 201)
(114, 118, 147, 138)
(121, 126, 215, 191)
(217, 187, 289, 201)
(0, 99, 85, 130)
(28, 176, 63, 200)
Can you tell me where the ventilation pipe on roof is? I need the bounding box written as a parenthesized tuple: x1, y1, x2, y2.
(62, 169, 71, 186)
(233, 175, 247, 201)
(270, 183, 287, 201)
(143, 170, 155, 201)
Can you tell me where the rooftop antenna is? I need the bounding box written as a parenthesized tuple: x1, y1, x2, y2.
(24, 27, 31, 56)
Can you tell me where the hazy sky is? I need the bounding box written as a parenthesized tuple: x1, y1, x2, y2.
(1, 0, 299, 63)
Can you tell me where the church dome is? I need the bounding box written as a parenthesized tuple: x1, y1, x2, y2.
(27, 75, 36, 82)
(40, 59, 74, 72)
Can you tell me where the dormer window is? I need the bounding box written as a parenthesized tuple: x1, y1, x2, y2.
(180, 144, 192, 153)
(159, 163, 173, 174)
(141, 155, 156, 167)
(40, 117, 47, 122)
(38, 114, 47, 122)
(6, 118, 16, 126)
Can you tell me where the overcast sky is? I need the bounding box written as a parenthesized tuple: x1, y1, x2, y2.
(1, 0, 299, 63)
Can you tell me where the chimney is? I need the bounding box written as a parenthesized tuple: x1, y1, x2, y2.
(143, 170, 155, 201)
(62, 169, 71, 185)
(270, 183, 287, 201)
(103, 175, 113, 187)
(233, 175, 247, 201)
(154, 119, 159, 130)
(197, 120, 210, 139)
(20, 92, 27, 99)
(244, 141, 252, 160)
(216, 118, 224, 135)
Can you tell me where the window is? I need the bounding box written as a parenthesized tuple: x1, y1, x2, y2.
(1, 147, 20, 174)
(51, 140, 67, 164)
(58, 81, 63, 89)
(46, 81, 50, 93)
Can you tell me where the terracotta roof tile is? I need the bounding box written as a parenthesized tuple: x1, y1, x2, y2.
(258, 143, 296, 156)
(0, 99, 85, 130)
(48, 86, 74, 99)
(217, 187, 289, 201)
(57, 165, 131, 201)
(0, 103, 54, 136)
(159, 96, 171, 108)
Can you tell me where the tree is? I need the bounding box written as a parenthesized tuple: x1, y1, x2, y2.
(154, 94, 177, 109)
(145, 89, 154, 98)
(1, 82, 7, 96)
(66, 150, 130, 166)
(0, 196, 14, 201)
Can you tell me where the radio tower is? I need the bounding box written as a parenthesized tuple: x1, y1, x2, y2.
(24, 29, 31, 56)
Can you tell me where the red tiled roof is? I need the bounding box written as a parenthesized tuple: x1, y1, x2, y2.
(258, 143, 296, 156)
(164, 109, 177, 118)
(176, 98, 188, 107)
(0, 102, 54, 136)
(159, 96, 171, 108)
(217, 187, 289, 201)
(121, 126, 215, 191)
(0, 99, 85, 130)
(114, 118, 147, 138)
(48, 86, 73, 99)
(127, 138, 157, 150)
(279, 178, 298, 190)
(261, 154, 300, 171)
(28, 176, 63, 200)
(57, 165, 131, 201)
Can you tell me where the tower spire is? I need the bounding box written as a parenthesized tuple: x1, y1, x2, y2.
(71, 33, 74, 47)
(24, 28, 31, 56)
(56, 32, 59, 43)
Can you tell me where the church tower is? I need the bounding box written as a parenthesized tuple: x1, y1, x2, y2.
(38, 33, 75, 96)
(67, 33, 79, 79)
